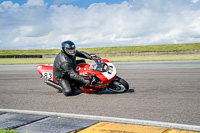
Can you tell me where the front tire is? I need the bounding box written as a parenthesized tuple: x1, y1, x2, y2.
(108, 77, 129, 93)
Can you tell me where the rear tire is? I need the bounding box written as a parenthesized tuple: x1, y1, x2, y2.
(108, 77, 129, 93)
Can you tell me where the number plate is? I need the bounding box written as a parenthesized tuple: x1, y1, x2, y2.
(42, 72, 53, 80)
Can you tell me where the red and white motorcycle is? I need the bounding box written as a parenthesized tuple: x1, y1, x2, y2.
(36, 57, 129, 94)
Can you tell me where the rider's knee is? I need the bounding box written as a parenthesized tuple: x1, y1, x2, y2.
(62, 88, 73, 96)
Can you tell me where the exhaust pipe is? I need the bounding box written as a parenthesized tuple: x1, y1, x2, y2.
(44, 80, 62, 91)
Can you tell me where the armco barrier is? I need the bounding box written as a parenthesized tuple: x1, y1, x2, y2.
(0, 50, 200, 58)
(0, 55, 42, 58)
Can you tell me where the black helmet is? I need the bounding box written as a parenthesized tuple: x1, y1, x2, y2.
(61, 40, 76, 57)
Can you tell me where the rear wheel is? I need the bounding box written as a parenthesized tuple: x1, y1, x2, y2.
(108, 77, 129, 93)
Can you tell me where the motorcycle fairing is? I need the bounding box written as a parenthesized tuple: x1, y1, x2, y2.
(75, 58, 117, 87)
(36, 64, 56, 81)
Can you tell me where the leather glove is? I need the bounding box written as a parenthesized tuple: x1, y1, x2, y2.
(90, 54, 101, 59)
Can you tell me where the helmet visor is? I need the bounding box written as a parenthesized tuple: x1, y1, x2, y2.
(64, 48, 76, 56)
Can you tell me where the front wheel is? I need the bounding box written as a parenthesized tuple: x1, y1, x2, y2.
(108, 77, 129, 93)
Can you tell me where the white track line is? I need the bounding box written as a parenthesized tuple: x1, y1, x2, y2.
(0, 108, 200, 131)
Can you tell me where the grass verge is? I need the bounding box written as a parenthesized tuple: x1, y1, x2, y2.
(0, 58, 54, 65)
(0, 54, 200, 65)
(106, 54, 200, 62)
(0, 130, 21, 133)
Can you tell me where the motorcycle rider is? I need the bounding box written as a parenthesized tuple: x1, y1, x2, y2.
(53, 40, 94, 96)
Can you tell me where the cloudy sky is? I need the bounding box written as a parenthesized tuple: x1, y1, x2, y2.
(0, 0, 200, 50)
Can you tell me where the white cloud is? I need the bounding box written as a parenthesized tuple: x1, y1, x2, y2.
(191, 0, 199, 4)
(0, 0, 200, 50)
(24, 0, 46, 7)
(0, 1, 19, 11)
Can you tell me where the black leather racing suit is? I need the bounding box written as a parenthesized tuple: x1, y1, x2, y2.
(53, 50, 92, 96)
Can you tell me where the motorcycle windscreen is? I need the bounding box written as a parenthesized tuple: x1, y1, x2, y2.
(92, 58, 109, 72)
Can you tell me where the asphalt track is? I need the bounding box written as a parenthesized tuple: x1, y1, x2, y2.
(0, 60, 200, 128)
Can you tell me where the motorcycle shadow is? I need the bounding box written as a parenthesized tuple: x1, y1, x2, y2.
(71, 88, 135, 96)
(94, 88, 134, 95)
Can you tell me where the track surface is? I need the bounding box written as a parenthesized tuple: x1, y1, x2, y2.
(0, 61, 200, 126)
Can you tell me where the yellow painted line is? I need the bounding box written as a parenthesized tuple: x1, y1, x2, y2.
(76, 122, 170, 133)
(76, 122, 200, 133)
(168, 129, 200, 133)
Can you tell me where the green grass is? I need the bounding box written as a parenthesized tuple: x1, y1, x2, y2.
(105, 54, 200, 62)
(81, 43, 200, 53)
(1, 54, 200, 65)
(0, 49, 61, 55)
(0, 58, 54, 65)
(0, 43, 200, 55)
(0, 129, 21, 133)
